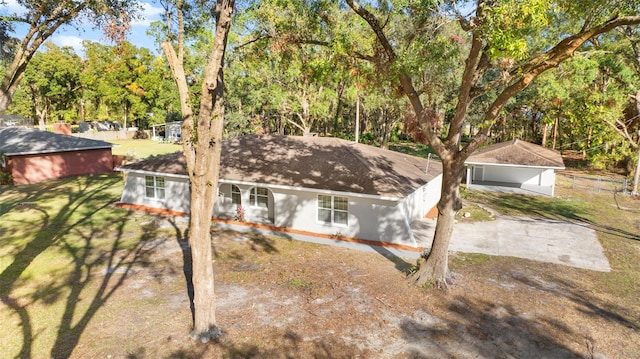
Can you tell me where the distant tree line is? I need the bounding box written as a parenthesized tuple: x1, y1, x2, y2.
(2, 5, 639, 173)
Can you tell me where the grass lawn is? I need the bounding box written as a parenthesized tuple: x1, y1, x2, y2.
(0, 172, 638, 357)
(109, 139, 182, 159)
(0, 174, 165, 358)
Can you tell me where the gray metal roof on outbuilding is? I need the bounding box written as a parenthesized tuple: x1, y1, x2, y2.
(0, 127, 113, 156)
(120, 135, 443, 198)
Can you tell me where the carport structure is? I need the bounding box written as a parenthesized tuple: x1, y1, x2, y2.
(465, 139, 565, 196)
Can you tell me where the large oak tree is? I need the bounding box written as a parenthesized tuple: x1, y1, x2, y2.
(339, 0, 640, 287)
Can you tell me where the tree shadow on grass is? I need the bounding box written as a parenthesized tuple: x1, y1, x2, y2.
(510, 271, 639, 331)
(0, 175, 167, 359)
(400, 295, 584, 359)
(49, 214, 163, 358)
(166, 218, 282, 330)
(167, 217, 195, 328)
(126, 329, 363, 358)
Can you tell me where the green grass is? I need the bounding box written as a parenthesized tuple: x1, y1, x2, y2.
(460, 185, 588, 221)
(289, 278, 313, 289)
(0, 174, 172, 358)
(109, 139, 181, 159)
(456, 203, 495, 222)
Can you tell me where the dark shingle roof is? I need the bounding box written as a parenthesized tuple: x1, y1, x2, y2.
(120, 135, 443, 198)
(0, 127, 113, 156)
(465, 139, 565, 168)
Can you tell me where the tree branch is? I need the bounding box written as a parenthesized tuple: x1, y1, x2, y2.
(234, 34, 273, 50)
(345, 0, 445, 155)
(461, 14, 640, 158)
(604, 118, 640, 149)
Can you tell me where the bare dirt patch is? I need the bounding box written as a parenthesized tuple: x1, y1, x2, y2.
(70, 221, 640, 359)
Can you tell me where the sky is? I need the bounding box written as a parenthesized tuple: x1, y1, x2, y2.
(3, 0, 165, 55)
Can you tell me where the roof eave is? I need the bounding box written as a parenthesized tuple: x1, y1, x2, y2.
(464, 161, 565, 170)
(4, 145, 113, 156)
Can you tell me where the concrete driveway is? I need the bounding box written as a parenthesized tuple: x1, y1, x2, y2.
(411, 216, 611, 272)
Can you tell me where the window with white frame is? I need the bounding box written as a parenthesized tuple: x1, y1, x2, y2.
(317, 195, 348, 225)
(231, 184, 241, 205)
(145, 176, 165, 199)
(249, 187, 268, 208)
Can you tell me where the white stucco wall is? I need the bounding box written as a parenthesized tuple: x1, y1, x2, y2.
(422, 173, 442, 215)
(400, 174, 442, 221)
(120, 172, 190, 213)
(122, 172, 443, 247)
(216, 183, 417, 245)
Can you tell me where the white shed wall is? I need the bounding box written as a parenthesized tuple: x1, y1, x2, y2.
(471, 165, 556, 187)
(540, 168, 555, 187)
(482, 165, 541, 184)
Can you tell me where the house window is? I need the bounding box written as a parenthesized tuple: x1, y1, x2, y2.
(317, 195, 348, 226)
(145, 176, 165, 199)
(231, 185, 241, 205)
(249, 187, 268, 208)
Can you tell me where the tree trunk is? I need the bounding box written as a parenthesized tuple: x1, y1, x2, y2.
(79, 99, 86, 122)
(188, 171, 218, 341)
(0, 54, 28, 117)
(633, 147, 640, 195)
(407, 157, 465, 288)
(185, 0, 234, 342)
(552, 117, 559, 150)
(584, 126, 593, 158)
(0, 91, 12, 117)
(161, 0, 234, 343)
(355, 91, 360, 143)
(380, 108, 390, 149)
(123, 100, 128, 130)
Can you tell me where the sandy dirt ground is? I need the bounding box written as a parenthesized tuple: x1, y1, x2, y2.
(66, 217, 639, 359)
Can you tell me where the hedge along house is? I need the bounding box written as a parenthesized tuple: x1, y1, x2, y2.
(464, 139, 565, 196)
(0, 127, 114, 185)
(117, 135, 443, 251)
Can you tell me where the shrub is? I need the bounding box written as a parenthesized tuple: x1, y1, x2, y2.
(0, 171, 13, 185)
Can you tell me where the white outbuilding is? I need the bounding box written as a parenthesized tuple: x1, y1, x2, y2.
(465, 139, 565, 196)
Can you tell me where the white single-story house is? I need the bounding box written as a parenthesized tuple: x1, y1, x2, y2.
(465, 139, 565, 196)
(117, 135, 443, 250)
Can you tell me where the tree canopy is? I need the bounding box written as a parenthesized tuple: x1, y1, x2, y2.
(0, 0, 141, 116)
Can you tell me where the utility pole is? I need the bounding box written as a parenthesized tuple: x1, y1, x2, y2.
(355, 90, 360, 144)
(633, 130, 640, 195)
